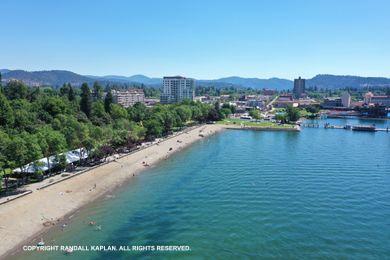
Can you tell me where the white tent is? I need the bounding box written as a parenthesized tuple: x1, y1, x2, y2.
(13, 148, 89, 173)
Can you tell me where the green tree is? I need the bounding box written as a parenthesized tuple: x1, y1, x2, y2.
(104, 90, 113, 113)
(4, 80, 28, 100)
(93, 82, 104, 100)
(175, 106, 192, 123)
(110, 104, 128, 120)
(68, 84, 76, 102)
(249, 109, 261, 120)
(286, 105, 300, 122)
(80, 83, 92, 117)
(37, 127, 67, 173)
(0, 92, 15, 127)
(144, 119, 163, 140)
(128, 102, 148, 122)
(59, 83, 70, 97)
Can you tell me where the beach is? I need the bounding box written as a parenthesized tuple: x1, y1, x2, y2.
(0, 124, 224, 258)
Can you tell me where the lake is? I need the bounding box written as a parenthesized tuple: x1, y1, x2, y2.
(14, 118, 390, 259)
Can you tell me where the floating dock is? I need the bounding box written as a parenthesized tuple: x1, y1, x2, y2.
(303, 123, 389, 132)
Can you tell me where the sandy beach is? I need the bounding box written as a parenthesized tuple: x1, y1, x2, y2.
(0, 124, 224, 258)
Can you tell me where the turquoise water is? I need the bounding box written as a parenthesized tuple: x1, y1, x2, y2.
(15, 118, 390, 259)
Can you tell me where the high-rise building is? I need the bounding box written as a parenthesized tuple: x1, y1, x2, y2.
(293, 77, 306, 98)
(341, 92, 351, 108)
(111, 89, 145, 108)
(160, 76, 195, 104)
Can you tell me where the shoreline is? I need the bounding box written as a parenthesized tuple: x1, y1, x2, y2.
(0, 124, 224, 258)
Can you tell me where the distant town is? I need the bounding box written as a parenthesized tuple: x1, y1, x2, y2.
(103, 75, 390, 120)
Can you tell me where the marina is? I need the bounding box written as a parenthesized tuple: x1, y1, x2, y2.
(302, 122, 389, 132)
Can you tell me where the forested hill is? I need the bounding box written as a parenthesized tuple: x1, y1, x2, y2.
(306, 74, 390, 89)
(1, 69, 390, 89)
(1, 70, 92, 87)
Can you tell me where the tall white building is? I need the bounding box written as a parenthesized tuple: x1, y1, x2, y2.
(341, 92, 351, 108)
(160, 76, 195, 104)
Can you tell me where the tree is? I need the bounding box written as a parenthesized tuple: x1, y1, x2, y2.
(68, 84, 76, 102)
(249, 109, 261, 120)
(128, 102, 148, 122)
(0, 92, 14, 127)
(59, 83, 70, 97)
(144, 119, 163, 140)
(214, 101, 223, 120)
(37, 127, 67, 174)
(286, 105, 300, 122)
(275, 113, 287, 123)
(175, 106, 192, 123)
(104, 90, 113, 113)
(80, 83, 92, 117)
(0, 131, 11, 192)
(110, 104, 128, 120)
(93, 82, 104, 100)
(4, 80, 28, 100)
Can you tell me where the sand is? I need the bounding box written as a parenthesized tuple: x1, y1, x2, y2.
(0, 124, 224, 258)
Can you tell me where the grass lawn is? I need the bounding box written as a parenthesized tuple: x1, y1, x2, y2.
(218, 118, 296, 129)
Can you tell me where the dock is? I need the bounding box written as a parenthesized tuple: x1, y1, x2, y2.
(302, 123, 389, 132)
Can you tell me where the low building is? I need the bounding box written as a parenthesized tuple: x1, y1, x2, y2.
(322, 98, 342, 109)
(111, 89, 145, 108)
(274, 101, 299, 108)
(278, 94, 293, 102)
(263, 89, 277, 96)
(364, 92, 390, 107)
(247, 100, 265, 109)
(144, 98, 159, 107)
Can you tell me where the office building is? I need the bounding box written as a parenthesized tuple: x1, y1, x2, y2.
(293, 77, 306, 98)
(160, 76, 195, 104)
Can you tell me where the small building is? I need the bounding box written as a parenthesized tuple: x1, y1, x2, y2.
(263, 89, 277, 96)
(278, 94, 293, 102)
(144, 98, 159, 107)
(322, 98, 342, 109)
(247, 100, 265, 109)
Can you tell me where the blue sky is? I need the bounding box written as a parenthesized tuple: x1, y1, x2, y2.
(1, 0, 389, 79)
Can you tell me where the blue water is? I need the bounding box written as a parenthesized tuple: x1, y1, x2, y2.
(14, 118, 390, 259)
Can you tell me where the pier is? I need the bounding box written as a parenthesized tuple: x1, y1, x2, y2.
(302, 123, 389, 132)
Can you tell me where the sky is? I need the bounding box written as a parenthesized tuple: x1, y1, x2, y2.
(1, 0, 390, 80)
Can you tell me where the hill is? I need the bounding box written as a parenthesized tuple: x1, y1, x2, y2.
(307, 74, 390, 89)
(1, 70, 92, 86)
(1, 69, 389, 90)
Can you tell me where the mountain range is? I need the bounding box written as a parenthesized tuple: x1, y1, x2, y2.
(1, 69, 390, 90)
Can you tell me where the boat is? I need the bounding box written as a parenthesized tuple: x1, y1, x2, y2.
(65, 248, 73, 254)
(37, 238, 45, 247)
(352, 125, 376, 132)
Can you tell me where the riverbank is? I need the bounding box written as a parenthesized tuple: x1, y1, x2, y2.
(0, 124, 224, 258)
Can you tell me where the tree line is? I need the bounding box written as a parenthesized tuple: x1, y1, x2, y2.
(0, 79, 233, 192)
